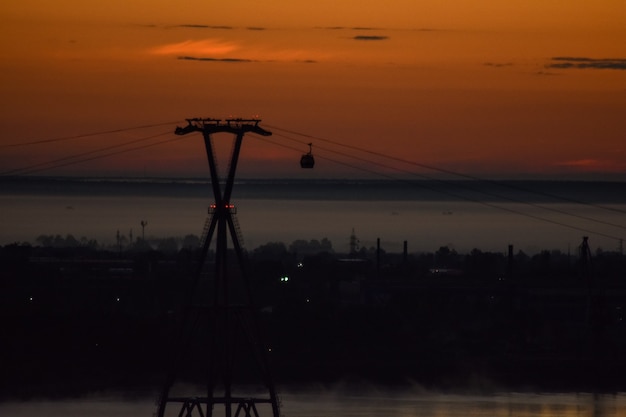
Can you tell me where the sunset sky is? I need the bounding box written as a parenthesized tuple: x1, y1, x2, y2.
(1, 1, 625, 179)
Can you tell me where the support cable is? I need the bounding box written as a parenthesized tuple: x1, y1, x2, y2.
(0, 120, 184, 148)
(257, 135, 625, 243)
(1, 131, 182, 176)
(271, 132, 626, 233)
(2, 119, 623, 243)
(267, 124, 626, 216)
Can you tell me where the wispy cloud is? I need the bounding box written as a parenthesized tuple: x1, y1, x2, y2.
(178, 56, 254, 63)
(535, 71, 561, 76)
(150, 39, 239, 56)
(150, 36, 326, 63)
(546, 57, 626, 70)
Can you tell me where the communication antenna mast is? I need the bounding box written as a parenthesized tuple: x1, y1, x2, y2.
(156, 118, 279, 417)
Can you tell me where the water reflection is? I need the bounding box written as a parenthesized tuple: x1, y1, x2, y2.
(1, 391, 624, 417)
(281, 392, 625, 417)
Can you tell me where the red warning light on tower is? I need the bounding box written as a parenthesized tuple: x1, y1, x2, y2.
(208, 203, 237, 213)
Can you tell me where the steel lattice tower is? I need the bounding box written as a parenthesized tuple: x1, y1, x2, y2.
(156, 118, 280, 417)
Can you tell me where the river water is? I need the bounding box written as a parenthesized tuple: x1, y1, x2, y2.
(3, 177, 626, 415)
(1, 390, 625, 417)
(2, 178, 626, 254)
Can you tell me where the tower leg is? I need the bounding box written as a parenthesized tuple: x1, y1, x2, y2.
(157, 126, 280, 417)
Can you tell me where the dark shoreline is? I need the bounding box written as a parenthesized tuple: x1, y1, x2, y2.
(3, 243, 626, 400)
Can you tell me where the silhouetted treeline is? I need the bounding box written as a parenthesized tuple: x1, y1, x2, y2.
(2, 238, 626, 398)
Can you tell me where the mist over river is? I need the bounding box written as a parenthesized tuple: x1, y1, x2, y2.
(2, 177, 625, 254)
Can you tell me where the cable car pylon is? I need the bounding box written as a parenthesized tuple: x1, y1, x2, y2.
(157, 118, 280, 417)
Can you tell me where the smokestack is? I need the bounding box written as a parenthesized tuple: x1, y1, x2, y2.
(403, 240, 408, 263)
(377, 238, 381, 279)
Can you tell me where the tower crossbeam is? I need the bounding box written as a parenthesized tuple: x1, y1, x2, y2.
(157, 119, 279, 417)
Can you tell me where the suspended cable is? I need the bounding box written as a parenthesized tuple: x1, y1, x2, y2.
(3, 120, 623, 243)
(2, 131, 173, 176)
(258, 135, 400, 180)
(2, 132, 185, 176)
(0, 120, 184, 148)
(266, 124, 626, 216)
(259, 134, 625, 243)
(271, 131, 626, 232)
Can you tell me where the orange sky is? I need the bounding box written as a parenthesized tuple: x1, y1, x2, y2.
(1, 1, 625, 179)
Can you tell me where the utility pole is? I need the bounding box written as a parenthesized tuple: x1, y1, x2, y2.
(349, 228, 359, 254)
(140, 220, 147, 241)
(156, 118, 279, 417)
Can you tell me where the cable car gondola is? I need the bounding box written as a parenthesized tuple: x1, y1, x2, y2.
(300, 143, 315, 169)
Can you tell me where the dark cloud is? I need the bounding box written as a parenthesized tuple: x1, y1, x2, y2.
(535, 71, 561, 76)
(177, 56, 317, 64)
(317, 26, 384, 31)
(177, 24, 234, 30)
(246, 27, 266, 31)
(547, 57, 626, 70)
(484, 62, 514, 68)
(319, 26, 443, 32)
(178, 56, 254, 63)
(353, 35, 389, 41)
